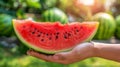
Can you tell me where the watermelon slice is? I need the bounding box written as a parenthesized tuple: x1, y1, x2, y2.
(13, 20, 99, 54)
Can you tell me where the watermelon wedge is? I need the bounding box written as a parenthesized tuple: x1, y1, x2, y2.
(13, 20, 99, 54)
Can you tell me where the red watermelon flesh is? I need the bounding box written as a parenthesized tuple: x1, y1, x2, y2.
(13, 20, 99, 54)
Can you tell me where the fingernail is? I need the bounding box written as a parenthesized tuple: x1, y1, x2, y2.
(27, 51, 31, 55)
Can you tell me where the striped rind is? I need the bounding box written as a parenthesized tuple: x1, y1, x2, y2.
(42, 8, 68, 24)
(93, 13, 116, 40)
(0, 14, 13, 36)
(115, 15, 120, 39)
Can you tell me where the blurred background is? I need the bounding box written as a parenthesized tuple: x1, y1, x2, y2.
(0, 0, 120, 67)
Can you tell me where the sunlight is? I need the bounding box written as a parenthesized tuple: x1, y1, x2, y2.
(77, 0, 94, 6)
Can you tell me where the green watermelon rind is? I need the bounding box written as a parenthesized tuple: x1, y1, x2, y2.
(0, 14, 14, 36)
(13, 20, 99, 54)
(85, 24, 99, 42)
(41, 8, 68, 24)
(93, 13, 116, 40)
(115, 15, 120, 39)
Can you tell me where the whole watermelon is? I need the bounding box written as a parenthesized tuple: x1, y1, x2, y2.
(0, 14, 14, 37)
(41, 8, 68, 24)
(115, 15, 120, 39)
(93, 13, 116, 40)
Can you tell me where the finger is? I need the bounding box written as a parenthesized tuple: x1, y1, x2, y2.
(27, 50, 67, 63)
(27, 50, 50, 61)
(47, 55, 68, 64)
(54, 51, 74, 60)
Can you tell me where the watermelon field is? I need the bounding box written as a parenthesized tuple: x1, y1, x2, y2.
(1, 0, 120, 67)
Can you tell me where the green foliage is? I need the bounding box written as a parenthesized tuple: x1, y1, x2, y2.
(0, 0, 58, 19)
(26, 0, 41, 9)
(40, 0, 57, 9)
(0, 46, 120, 67)
(0, 39, 120, 67)
(0, 0, 15, 9)
(17, 43, 29, 55)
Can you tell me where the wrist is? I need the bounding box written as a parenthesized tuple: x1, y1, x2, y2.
(74, 42, 97, 59)
(92, 42, 103, 57)
(79, 42, 97, 58)
(88, 42, 98, 57)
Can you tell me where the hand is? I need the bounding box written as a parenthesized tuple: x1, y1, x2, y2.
(27, 42, 95, 64)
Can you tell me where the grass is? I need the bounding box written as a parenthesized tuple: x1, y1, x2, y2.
(0, 46, 120, 67)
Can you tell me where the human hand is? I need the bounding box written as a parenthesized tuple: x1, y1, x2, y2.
(27, 42, 95, 64)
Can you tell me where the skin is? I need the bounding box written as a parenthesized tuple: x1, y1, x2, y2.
(27, 42, 120, 64)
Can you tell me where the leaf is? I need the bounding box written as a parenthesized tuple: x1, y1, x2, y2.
(26, 0, 41, 9)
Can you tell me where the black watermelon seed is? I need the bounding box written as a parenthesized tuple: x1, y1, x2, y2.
(55, 36, 58, 39)
(46, 34, 49, 36)
(37, 30, 39, 32)
(41, 39, 44, 41)
(74, 27, 77, 29)
(68, 33, 71, 36)
(65, 32, 67, 34)
(32, 32, 35, 34)
(37, 34, 41, 37)
(76, 30, 79, 32)
(49, 37, 52, 40)
(56, 32, 59, 35)
(64, 35, 67, 39)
